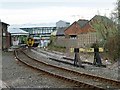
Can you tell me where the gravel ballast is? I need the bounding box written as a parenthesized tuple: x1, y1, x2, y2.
(29, 48, 119, 81)
(2, 51, 77, 88)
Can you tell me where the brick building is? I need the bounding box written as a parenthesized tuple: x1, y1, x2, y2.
(52, 15, 117, 49)
(0, 21, 11, 50)
(66, 15, 117, 48)
(64, 19, 90, 48)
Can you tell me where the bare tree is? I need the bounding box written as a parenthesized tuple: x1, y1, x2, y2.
(117, 0, 120, 59)
(109, 0, 120, 60)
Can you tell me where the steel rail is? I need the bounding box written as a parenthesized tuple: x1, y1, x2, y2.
(23, 50, 120, 89)
(24, 49, 120, 88)
(14, 50, 120, 89)
(14, 50, 104, 89)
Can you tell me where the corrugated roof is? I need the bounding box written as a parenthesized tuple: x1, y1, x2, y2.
(8, 28, 29, 35)
(0, 22, 9, 25)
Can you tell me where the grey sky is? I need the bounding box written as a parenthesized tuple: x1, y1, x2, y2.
(1, 0, 116, 9)
(0, 0, 117, 25)
(1, 2, 115, 9)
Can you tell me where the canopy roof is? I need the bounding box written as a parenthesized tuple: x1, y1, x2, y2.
(8, 28, 29, 36)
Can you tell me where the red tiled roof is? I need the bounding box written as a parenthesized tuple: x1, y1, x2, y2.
(64, 20, 96, 35)
(64, 21, 82, 35)
(64, 15, 116, 36)
(81, 22, 96, 33)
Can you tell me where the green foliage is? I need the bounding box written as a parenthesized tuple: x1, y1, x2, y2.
(118, 0, 120, 59)
(48, 44, 66, 52)
(104, 0, 120, 61)
(90, 15, 119, 61)
(49, 35, 56, 44)
(90, 15, 117, 47)
(104, 34, 120, 61)
(91, 43, 99, 49)
(47, 35, 66, 52)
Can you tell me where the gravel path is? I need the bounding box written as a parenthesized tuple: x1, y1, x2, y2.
(2, 51, 77, 88)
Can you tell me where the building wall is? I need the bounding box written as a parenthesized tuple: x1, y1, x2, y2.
(54, 36, 66, 47)
(65, 34, 98, 56)
(6, 33, 11, 48)
(1, 23, 11, 50)
(77, 32, 98, 47)
(2, 23, 8, 50)
(53, 32, 99, 48)
(65, 32, 100, 48)
(0, 23, 2, 50)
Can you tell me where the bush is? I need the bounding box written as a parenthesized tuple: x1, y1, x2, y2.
(47, 44, 66, 52)
(105, 34, 120, 61)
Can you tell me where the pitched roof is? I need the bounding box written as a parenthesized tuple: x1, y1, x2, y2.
(89, 15, 117, 32)
(81, 15, 117, 36)
(90, 15, 116, 26)
(77, 19, 88, 28)
(8, 28, 29, 35)
(64, 19, 89, 35)
(64, 15, 117, 36)
(0, 22, 10, 26)
(64, 21, 82, 35)
(56, 20, 70, 24)
(81, 22, 96, 33)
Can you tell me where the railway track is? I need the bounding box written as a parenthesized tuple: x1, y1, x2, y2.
(14, 49, 120, 89)
(32, 48, 106, 67)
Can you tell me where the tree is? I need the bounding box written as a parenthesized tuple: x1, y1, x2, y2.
(108, 0, 120, 61)
(117, 0, 120, 60)
(90, 15, 117, 48)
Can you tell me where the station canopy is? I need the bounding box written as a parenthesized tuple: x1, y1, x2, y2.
(8, 28, 29, 36)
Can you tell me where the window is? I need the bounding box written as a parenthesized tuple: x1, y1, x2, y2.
(70, 35, 77, 39)
(3, 33, 5, 36)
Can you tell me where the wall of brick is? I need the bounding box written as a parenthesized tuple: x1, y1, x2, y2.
(77, 32, 98, 47)
(0, 23, 2, 50)
(54, 32, 99, 48)
(2, 23, 11, 50)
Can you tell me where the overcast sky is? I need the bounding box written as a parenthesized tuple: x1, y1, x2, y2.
(0, 0, 117, 25)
